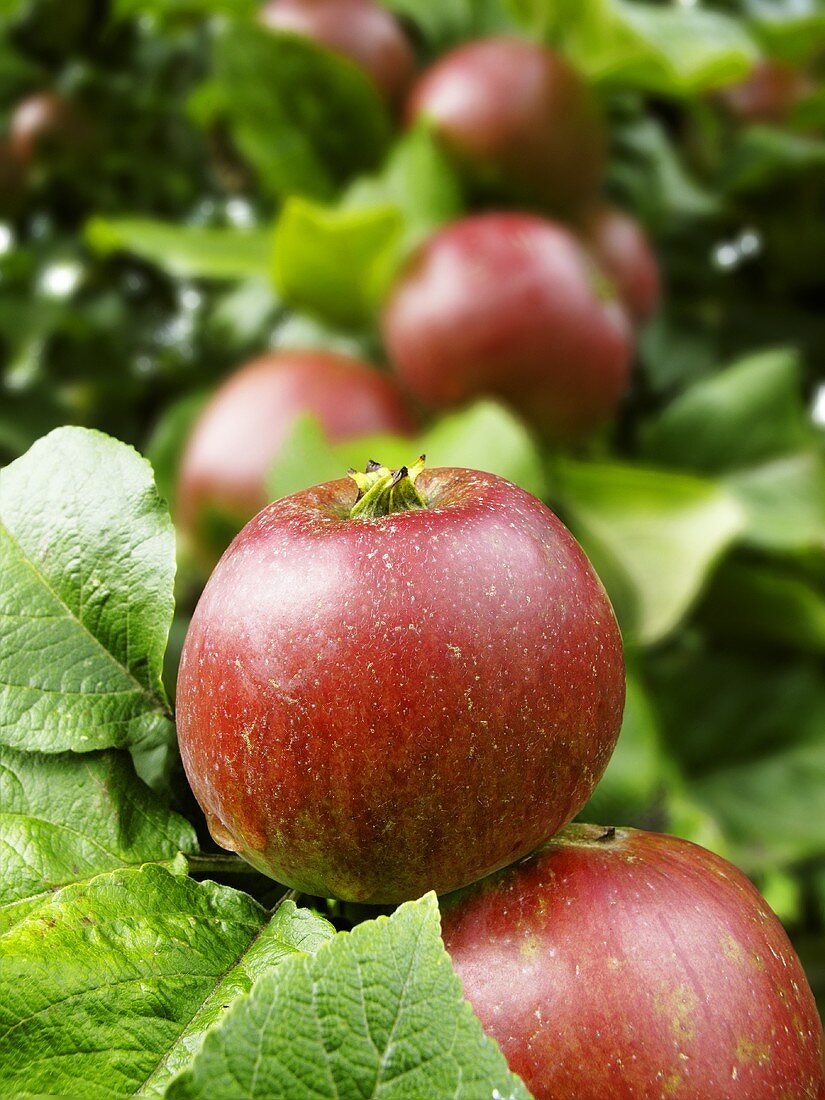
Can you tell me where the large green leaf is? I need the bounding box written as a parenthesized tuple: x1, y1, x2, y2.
(0, 866, 334, 1099)
(641, 348, 810, 473)
(209, 24, 391, 201)
(273, 199, 403, 329)
(273, 126, 463, 328)
(267, 401, 546, 504)
(699, 559, 825, 655)
(725, 452, 825, 552)
(166, 894, 530, 1100)
(555, 459, 743, 644)
(0, 428, 175, 754)
(695, 739, 825, 872)
(86, 218, 273, 281)
(549, 0, 758, 96)
(0, 745, 196, 933)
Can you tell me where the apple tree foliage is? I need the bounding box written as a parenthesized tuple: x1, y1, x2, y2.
(0, 0, 824, 1091)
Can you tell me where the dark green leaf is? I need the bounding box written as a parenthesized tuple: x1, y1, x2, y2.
(210, 24, 391, 201)
(641, 347, 809, 473)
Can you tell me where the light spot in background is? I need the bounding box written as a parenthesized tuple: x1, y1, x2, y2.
(0, 224, 14, 254)
(811, 384, 825, 427)
(226, 197, 256, 227)
(38, 261, 83, 298)
(712, 228, 762, 271)
(675, 0, 699, 7)
(178, 284, 203, 312)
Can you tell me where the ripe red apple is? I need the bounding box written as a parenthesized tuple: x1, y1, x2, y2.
(408, 37, 605, 217)
(720, 60, 813, 125)
(442, 824, 825, 1100)
(584, 205, 661, 324)
(8, 92, 89, 168)
(177, 349, 415, 564)
(382, 213, 635, 442)
(176, 462, 625, 903)
(259, 0, 416, 105)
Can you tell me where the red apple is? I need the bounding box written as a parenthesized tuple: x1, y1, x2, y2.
(584, 205, 661, 324)
(259, 0, 416, 105)
(720, 60, 813, 125)
(8, 92, 88, 168)
(382, 213, 635, 442)
(177, 349, 415, 564)
(408, 37, 605, 217)
(176, 463, 625, 902)
(442, 824, 825, 1100)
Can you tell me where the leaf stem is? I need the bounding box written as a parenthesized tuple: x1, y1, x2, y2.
(186, 853, 263, 875)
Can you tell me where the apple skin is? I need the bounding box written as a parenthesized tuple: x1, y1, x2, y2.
(441, 824, 825, 1100)
(259, 0, 416, 104)
(408, 37, 605, 217)
(8, 92, 88, 167)
(177, 349, 415, 563)
(720, 60, 812, 125)
(176, 469, 625, 903)
(382, 213, 635, 442)
(584, 205, 661, 324)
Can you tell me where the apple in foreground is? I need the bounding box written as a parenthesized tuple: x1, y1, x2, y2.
(584, 205, 661, 325)
(176, 462, 625, 902)
(260, 0, 415, 105)
(383, 213, 634, 442)
(441, 824, 825, 1100)
(177, 349, 414, 564)
(408, 36, 605, 217)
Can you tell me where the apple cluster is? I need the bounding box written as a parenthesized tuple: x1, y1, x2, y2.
(175, 3, 825, 1097)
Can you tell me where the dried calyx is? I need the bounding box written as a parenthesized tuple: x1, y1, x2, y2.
(349, 456, 427, 519)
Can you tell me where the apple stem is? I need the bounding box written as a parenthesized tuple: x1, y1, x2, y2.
(597, 826, 617, 842)
(349, 455, 427, 519)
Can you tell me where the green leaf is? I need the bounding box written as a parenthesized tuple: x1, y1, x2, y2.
(145, 391, 210, 515)
(0, 744, 196, 933)
(551, 0, 758, 96)
(267, 401, 546, 503)
(649, 643, 825, 773)
(722, 126, 825, 194)
(0, 428, 175, 753)
(86, 218, 273, 281)
(0, 866, 334, 1099)
(166, 894, 530, 1100)
(744, 0, 825, 63)
(580, 672, 663, 823)
(380, 0, 520, 50)
(273, 126, 462, 328)
(273, 199, 403, 329)
(694, 738, 825, 872)
(210, 24, 391, 201)
(699, 558, 825, 655)
(725, 452, 825, 552)
(419, 400, 545, 498)
(113, 0, 256, 19)
(555, 459, 743, 644)
(641, 348, 810, 473)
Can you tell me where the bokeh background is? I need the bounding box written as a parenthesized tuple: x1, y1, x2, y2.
(1, 0, 824, 1013)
